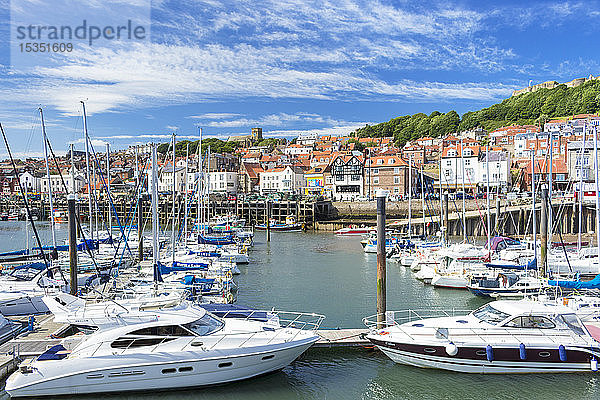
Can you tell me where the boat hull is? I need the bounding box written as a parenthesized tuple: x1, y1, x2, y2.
(431, 275, 468, 289)
(370, 339, 598, 374)
(6, 340, 316, 397)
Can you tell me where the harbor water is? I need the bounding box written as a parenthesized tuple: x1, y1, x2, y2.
(0, 222, 600, 399)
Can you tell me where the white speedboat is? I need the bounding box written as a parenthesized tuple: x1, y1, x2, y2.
(364, 300, 600, 373)
(0, 263, 67, 316)
(6, 297, 323, 396)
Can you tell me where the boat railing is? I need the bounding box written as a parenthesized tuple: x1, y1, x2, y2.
(363, 309, 472, 330)
(78, 312, 325, 357)
(214, 309, 326, 332)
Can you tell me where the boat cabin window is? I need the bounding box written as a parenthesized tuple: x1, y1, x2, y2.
(472, 304, 510, 325)
(504, 316, 555, 329)
(555, 313, 586, 336)
(130, 325, 190, 337)
(110, 337, 177, 349)
(184, 314, 224, 336)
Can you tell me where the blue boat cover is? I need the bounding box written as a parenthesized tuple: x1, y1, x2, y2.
(485, 258, 537, 270)
(158, 261, 209, 274)
(0, 249, 28, 256)
(198, 235, 235, 245)
(38, 344, 68, 361)
(549, 273, 600, 289)
(181, 276, 215, 292)
(13, 262, 46, 271)
(188, 250, 221, 258)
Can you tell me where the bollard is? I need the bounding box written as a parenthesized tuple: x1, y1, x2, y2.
(376, 189, 388, 328)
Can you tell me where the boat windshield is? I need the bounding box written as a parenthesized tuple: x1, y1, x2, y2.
(184, 313, 224, 336)
(554, 313, 586, 336)
(9, 267, 42, 281)
(472, 304, 510, 325)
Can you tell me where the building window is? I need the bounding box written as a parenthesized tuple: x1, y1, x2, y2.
(373, 177, 379, 184)
(394, 176, 400, 184)
(394, 167, 400, 173)
(351, 175, 360, 181)
(372, 168, 379, 174)
(336, 175, 343, 181)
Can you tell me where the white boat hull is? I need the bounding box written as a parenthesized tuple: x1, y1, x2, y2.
(377, 345, 595, 374)
(431, 275, 468, 289)
(6, 340, 315, 397)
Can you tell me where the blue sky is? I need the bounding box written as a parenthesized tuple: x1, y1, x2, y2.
(1, 0, 600, 157)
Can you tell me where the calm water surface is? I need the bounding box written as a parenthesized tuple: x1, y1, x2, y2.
(0, 223, 598, 399)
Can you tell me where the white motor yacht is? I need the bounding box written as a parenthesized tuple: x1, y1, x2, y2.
(364, 300, 600, 373)
(6, 296, 323, 396)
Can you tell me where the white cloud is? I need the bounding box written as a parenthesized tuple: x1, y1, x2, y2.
(165, 125, 179, 131)
(187, 113, 241, 120)
(70, 138, 108, 147)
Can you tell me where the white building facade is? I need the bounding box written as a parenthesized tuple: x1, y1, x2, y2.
(208, 171, 239, 194)
(259, 166, 305, 194)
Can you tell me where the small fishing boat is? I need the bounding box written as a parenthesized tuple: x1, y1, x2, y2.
(467, 271, 546, 297)
(364, 300, 600, 373)
(334, 225, 371, 236)
(255, 216, 303, 232)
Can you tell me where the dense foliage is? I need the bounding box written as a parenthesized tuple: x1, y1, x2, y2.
(157, 138, 239, 156)
(352, 80, 600, 146)
(353, 110, 460, 147)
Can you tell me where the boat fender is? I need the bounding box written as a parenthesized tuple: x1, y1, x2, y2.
(592, 358, 598, 372)
(445, 342, 458, 356)
(519, 343, 526, 360)
(486, 345, 493, 362)
(559, 345, 567, 362)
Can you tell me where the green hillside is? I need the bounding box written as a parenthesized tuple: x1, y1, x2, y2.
(353, 80, 600, 147)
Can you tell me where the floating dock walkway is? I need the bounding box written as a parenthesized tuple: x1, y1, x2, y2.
(315, 329, 370, 348)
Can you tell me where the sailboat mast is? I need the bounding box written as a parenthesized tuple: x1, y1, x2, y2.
(39, 108, 57, 252)
(171, 133, 176, 265)
(548, 131, 553, 243)
(81, 101, 93, 241)
(578, 126, 586, 254)
(593, 126, 600, 262)
(196, 128, 204, 235)
(421, 165, 425, 236)
(532, 150, 537, 267)
(408, 154, 412, 236)
(486, 144, 491, 250)
(461, 139, 466, 241)
(438, 141, 443, 244)
(106, 143, 111, 237)
(151, 144, 159, 283)
(183, 143, 189, 242)
(207, 145, 211, 229)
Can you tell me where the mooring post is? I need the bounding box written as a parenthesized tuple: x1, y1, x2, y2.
(68, 194, 77, 296)
(443, 193, 449, 245)
(540, 184, 548, 278)
(266, 200, 271, 242)
(376, 189, 388, 328)
(138, 194, 144, 262)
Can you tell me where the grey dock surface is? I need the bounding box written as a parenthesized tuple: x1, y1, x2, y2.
(314, 329, 370, 348)
(0, 314, 67, 357)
